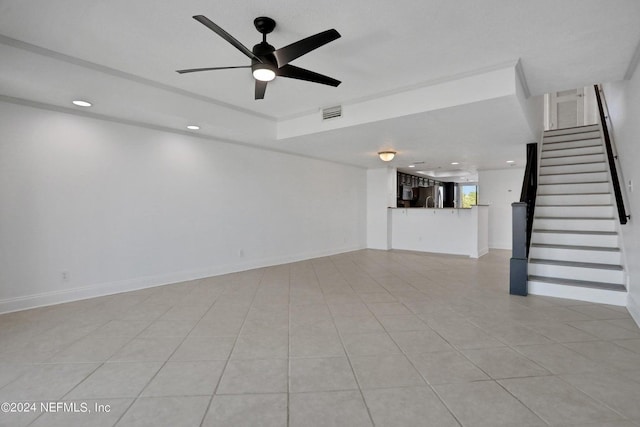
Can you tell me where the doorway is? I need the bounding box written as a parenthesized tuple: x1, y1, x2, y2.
(544, 86, 598, 130)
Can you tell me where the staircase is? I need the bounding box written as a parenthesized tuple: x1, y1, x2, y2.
(527, 124, 628, 305)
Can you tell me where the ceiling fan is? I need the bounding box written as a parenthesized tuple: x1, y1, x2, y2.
(177, 15, 342, 99)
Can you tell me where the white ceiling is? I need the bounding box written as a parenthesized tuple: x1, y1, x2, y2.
(1, 0, 639, 174)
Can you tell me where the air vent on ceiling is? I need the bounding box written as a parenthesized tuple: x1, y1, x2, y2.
(322, 105, 342, 120)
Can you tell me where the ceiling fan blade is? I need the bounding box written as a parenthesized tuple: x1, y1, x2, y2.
(193, 15, 262, 63)
(176, 65, 251, 74)
(255, 80, 267, 100)
(273, 29, 340, 67)
(277, 64, 341, 87)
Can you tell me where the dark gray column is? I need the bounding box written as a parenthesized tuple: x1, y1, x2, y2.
(510, 202, 528, 296)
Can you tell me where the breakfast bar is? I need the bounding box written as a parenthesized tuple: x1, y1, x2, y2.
(389, 205, 489, 258)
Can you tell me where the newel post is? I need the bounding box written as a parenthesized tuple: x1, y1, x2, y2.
(510, 202, 528, 296)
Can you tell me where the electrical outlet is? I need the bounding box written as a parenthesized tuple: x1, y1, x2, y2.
(61, 271, 70, 282)
(629, 179, 633, 193)
(238, 249, 244, 257)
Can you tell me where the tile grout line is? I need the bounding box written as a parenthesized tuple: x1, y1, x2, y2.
(340, 250, 500, 426)
(380, 302, 468, 427)
(349, 249, 495, 426)
(197, 268, 266, 427)
(319, 255, 376, 427)
(108, 279, 222, 426)
(287, 263, 292, 427)
(551, 371, 636, 422)
(28, 298, 178, 426)
(492, 379, 552, 426)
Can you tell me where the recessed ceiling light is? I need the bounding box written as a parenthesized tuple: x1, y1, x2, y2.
(408, 165, 415, 168)
(186, 125, 200, 130)
(72, 100, 92, 107)
(506, 160, 515, 163)
(451, 162, 460, 165)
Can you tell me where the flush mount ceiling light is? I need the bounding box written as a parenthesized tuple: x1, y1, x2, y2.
(378, 151, 396, 162)
(408, 164, 415, 168)
(451, 162, 460, 165)
(72, 100, 92, 107)
(186, 125, 200, 130)
(506, 160, 515, 163)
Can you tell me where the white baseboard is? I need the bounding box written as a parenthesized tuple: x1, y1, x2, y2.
(0, 244, 364, 315)
(528, 280, 628, 306)
(473, 247, 490, 258)
(489, 243, 512, 250)
(628, 292, 640, 328)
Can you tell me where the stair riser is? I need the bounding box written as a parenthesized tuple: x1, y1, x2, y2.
(531, 232, 619, 247)
(527, 281, 627, 306)
(543, 131, 601, 143)
(540, 163, 607, 174)
(535, 205, 615, 218)
(542, 139, 602, 150)
(543, 125, 600, 137)
(528, 263, 624, 284)
(538, 172, 608, 184)
(537, 193, 612, 205)
(542, 146, 603, 158)
(537, 182, 610, 195)
(529, 247, 621, 265)
(540, 154, 606, 166)
(534, 218, 616, 232)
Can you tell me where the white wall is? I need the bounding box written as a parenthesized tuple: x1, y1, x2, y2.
(603, 74, 640, 325)
(366, 168, 395, 250)
(478, 168, 525, 250)
(514, 62, 544, 140)
(475, 205, 489, 258)
(0, 101, 367, 313)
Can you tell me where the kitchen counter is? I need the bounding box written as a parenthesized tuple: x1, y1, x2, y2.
(388, 205, 489, 258)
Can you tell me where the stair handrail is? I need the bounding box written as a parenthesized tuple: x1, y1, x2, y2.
(594, 84, 630, 225)
(519, 142, 539, 256)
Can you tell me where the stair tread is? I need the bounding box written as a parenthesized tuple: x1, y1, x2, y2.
(540, 153, 604, 161)
(544, 129, 599, 134)
(544, 124, 599, 132)
(536, 204, 614, 207)
(537, 192, 610, 196)
(540, 171, 606, 176)
(543, 137, 601, 144)
(538, 181, 608, 185)
(542, 144, 602, 152)
(535, 216, 614, 220)
(528, 275, 626, 292)
(529, 258, 623, 270)
(531, 243, 620, 252)
(533, 229, 617, 235)
(540, 161, 605, 167)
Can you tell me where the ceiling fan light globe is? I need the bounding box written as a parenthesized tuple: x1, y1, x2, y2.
(253, 68, 276, 82)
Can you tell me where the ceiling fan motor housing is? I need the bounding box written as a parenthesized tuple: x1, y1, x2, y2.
(252, 42, 277, 76)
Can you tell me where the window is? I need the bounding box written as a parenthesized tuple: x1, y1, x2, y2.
(461, 185, 477, 208)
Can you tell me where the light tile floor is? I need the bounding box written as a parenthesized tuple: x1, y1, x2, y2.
(1, 249, 639, 426)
